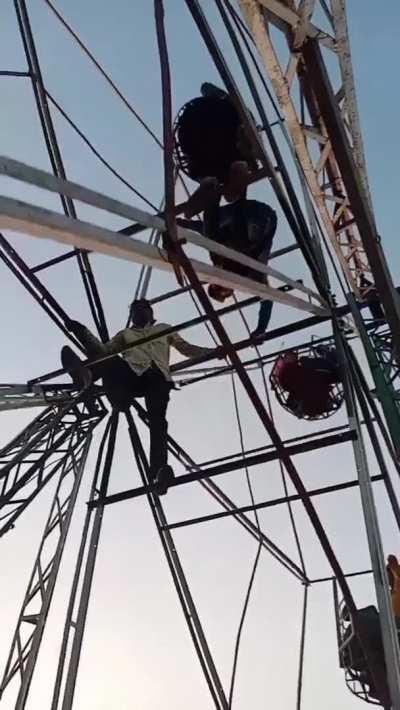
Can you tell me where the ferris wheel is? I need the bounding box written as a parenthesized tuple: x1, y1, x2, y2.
(0, 1, 400, 709)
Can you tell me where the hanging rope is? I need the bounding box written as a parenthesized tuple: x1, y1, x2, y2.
(46, 92, 158, 210)
(228, 372, 262, 707)
(42, 0, 163, 148)
(233, 295, 308, 576)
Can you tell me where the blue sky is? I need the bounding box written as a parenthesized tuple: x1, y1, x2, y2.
(0, 1, 399, 708)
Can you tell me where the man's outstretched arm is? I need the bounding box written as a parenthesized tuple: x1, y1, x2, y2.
(169, 332, 216, 360)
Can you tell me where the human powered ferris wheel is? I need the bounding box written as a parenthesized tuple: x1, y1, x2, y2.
(0, 1, 400, 708)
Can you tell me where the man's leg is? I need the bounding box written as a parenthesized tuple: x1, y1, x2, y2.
(61, 346, 97, 415)
(143, 369, 172, 490)
(61, 330, 138, 412)
(252, 300, 273, 338)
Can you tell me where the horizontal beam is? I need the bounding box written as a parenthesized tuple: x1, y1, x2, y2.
(0, 156, 326, 310)
(165, 475, 384, 531)
(31, 248, 78, 273)
(89, 429, 357, 508)
(310, 568, 373, 584)
(192, 423, 350, 469)
(0, 194, 325, 317)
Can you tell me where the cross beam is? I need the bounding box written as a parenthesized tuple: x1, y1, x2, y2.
(89, 428, 356, 508)
(0, 156, 326, 316)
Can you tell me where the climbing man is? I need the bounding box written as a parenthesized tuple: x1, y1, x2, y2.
(174, 82, 277, 338)
(62, 299, 216, 494)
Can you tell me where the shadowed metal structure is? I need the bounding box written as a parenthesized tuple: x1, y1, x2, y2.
(0, 1, 400, 708)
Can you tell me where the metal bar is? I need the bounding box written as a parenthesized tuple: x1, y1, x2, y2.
(238, 0, 362, 295)
(335, 325, 400, 708)
(332, 578, 342, 665)
(0, 156, 325, 305)
(125, 409, 228, 708)
(296, 585, 308, 710)
(131, 401, 307, 582)
(258, 0, 335, 48)
(302, 39, 400, 361)
(29, 294, 341, 388)
(345, 339, 400, 532)
(0, 434, 91, 707)
(31, 249, 78, 273)
(213, 0, 326, 294)
(51, 418, 112, 710)
(193, 423, 350, 469)
(14, 0, 108, 340)
(314, 569, 373, 584)
(348, 292, 400, 458)
(0, 409, 103, 537)
(165, 476, 384, 532)
(92, 429, 356, 507)
(60, 412, 119, 710)
(0, 235, 84, 352)
(0, 193, 326, 315)
(330, 0, 373, 212)
(186, 0, 329, 298)
(270, 243, 300, 258)
(0, 70, 30, 77)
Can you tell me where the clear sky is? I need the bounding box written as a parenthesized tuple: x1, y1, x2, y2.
(0, 1, 400, 709)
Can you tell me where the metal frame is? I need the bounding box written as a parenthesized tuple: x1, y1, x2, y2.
(238, 0, 400, 358)
(0, 1, 400, 708)
(0, 430, 92, 708)
(0, 398, 104, 536)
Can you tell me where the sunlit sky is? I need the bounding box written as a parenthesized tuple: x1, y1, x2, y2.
(0, 1, 400, 709)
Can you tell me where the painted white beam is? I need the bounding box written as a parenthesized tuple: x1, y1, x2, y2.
(0, 194, 327, 316)
(0, 156, 325, 305)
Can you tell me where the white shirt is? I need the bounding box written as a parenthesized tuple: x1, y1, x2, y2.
(84, 322, 212, 381)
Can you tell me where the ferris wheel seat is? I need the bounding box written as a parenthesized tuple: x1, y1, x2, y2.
(337, 603, 391, 706)
(270, 348, 344, 421)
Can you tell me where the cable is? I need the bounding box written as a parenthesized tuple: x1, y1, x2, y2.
(233, 293, 308, 574)
(227, 372, 263, 706)
(47, 92, 158, 210)
(228, 540, 262, 707)
(42, 0, 162, 149)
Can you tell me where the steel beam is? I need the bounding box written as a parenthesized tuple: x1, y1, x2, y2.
(165, 475, 384, 532)
(0, 399, 104, 536)
(131, 400, 308, 582)
(238, 0, 368, 297)
(335, 326, 400, 708)
(0, 433, 91, 708)
(0, 156, 325, 311)
(124, 410, 229, 709)
(91, 429, 356, 507)
(302, 39, 400, 361)
(14, 0, 108, 340)
(58, 413, 119, 710)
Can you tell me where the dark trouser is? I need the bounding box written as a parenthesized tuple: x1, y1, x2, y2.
(66, 340, 171, 480)
(300, 355, 341, 384)
(178, 203, 275, 335)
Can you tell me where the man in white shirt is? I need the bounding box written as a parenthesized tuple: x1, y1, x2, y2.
(62, 299, 215, 494)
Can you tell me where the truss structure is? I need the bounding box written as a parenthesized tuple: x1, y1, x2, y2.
(1, 1, 400, 709)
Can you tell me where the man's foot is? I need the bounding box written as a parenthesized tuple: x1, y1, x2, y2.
(250, 327, 265, 340)
(222, 161, 251, 202)
(183, 177, 220, 218)
(154, 465, 175, 496)
(208, 284, 234, 302)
